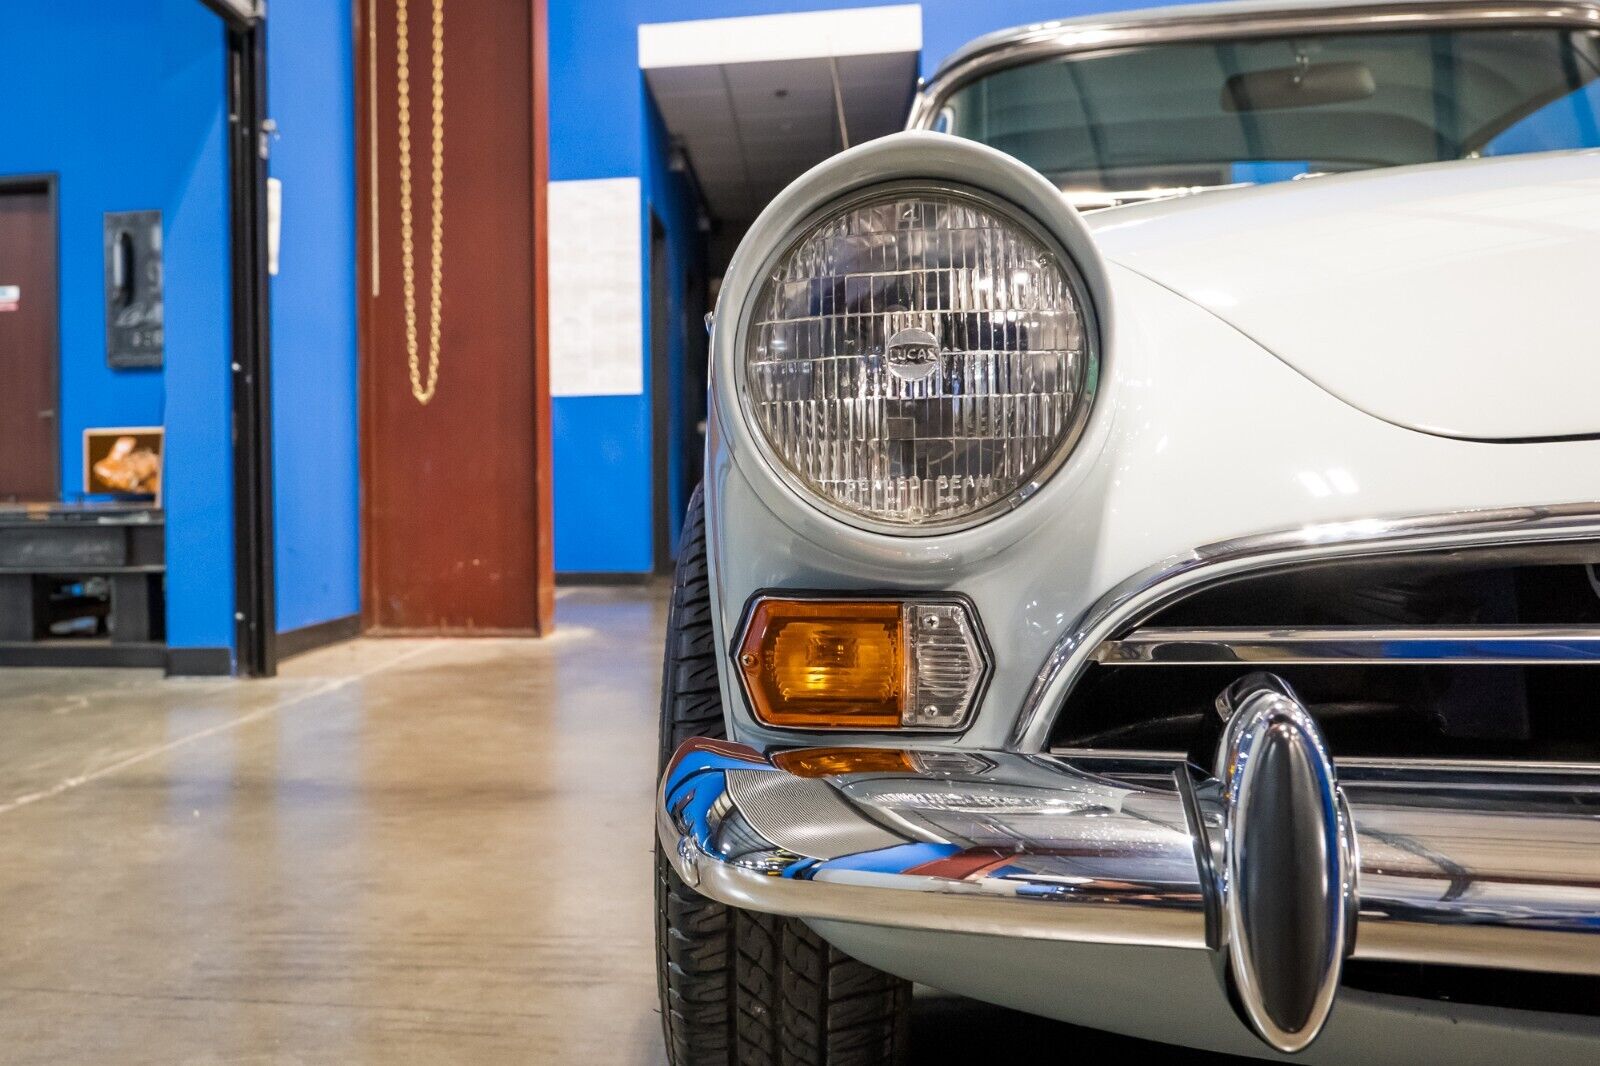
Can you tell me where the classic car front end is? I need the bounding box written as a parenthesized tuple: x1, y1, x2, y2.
(654, 2, 1600, 1061)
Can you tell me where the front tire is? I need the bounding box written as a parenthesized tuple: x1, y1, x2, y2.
(655, 485, 911, 1066)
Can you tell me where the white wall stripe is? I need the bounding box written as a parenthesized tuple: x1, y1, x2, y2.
(548, 178, 644, 399)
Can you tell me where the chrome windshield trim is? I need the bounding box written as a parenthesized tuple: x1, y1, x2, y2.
(1010, 502, 1600, 752)
(909, 0, 1600, 129)
(1096, 625, 1600, 665)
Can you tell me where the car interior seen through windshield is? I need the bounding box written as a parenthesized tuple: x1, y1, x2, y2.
(938, 28, 1600, 204)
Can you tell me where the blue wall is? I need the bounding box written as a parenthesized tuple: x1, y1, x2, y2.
(549, 92, 702, 575)
(0, 0, 236, 654)
(1486, 80, 1600, 155)
(547, 0, 1198, 574)
(267, 0, 363, 634)
(157, 0, 235, 654)
(0, 0, 364, 656)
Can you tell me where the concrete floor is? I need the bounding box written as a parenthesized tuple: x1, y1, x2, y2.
(0, 586, 1237, 1064)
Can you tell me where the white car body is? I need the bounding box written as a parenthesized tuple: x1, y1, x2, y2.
(1094, 149, 1600, 441)
(660, 2, 1600, 1059)
(706, 147, 1600, 756)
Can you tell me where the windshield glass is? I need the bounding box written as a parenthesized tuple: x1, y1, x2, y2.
(936, 27, 1600, 203)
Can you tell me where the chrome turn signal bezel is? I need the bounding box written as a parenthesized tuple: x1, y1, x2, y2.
(730, 591, 994, 733)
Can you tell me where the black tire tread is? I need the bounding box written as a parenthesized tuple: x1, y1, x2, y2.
(656, 485, 910, 1066)
(734, 910, 779, 1065)
(658, 484, 724, 770)
(777, 921, 909, 1066)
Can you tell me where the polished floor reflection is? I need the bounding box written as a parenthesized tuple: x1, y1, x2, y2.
(0, 586, 1236, 1064)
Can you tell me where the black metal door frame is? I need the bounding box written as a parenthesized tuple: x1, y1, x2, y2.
(205, 0, 277, 676)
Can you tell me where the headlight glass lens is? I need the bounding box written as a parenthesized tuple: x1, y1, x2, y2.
(744, 187, 1094, 530)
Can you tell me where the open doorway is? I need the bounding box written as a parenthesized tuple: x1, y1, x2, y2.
(648, 207, 711, 575)
(632, 6, 920, 573)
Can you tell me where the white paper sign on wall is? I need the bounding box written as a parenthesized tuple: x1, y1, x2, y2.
(548, 177, 644, 397)
(0, 285, 19, 312)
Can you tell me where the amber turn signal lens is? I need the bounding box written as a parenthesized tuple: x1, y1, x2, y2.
(738, 600, 903, 728)
(772, 747, 917, 778)
(737, 596, 990, 731)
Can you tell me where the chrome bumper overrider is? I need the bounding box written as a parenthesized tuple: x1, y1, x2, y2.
(657, 673, 1600, 1054)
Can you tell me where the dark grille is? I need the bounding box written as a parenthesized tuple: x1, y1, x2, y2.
(1051, 545, 1600, 763)
(1345, 960, 1600, 1017)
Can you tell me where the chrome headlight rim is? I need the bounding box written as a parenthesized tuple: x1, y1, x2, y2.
(733, 178, 1102, 537)
(710, 131, 1115, 557)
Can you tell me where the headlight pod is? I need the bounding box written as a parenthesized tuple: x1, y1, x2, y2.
(728, 138, 1105, 536)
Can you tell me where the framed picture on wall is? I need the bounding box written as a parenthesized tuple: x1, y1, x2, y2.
(83, 427, 164, 503)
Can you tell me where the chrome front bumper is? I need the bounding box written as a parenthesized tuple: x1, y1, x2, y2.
(657, 673, 1600, 1054)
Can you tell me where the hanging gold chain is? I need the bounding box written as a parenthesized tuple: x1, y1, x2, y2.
(396, 0, 444, 405)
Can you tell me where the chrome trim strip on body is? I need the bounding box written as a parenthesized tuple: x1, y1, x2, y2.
(1339, 757, 1600, 780)
(1096, 625, 1600, 665)
(1056, 749, 1600, 780)
(908, 1, 1600, 129)
(659, 723, 1600, 997)
(1010, 502, 1600, 752)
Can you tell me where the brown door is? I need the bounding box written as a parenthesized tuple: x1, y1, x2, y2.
(357, 0, 552, 634)
(0, 180, 60, 502)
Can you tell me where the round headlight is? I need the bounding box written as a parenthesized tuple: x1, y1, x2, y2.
(742, 184, 1097, 532)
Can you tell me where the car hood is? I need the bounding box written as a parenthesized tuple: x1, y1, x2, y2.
(1087, 150, 1600, 441)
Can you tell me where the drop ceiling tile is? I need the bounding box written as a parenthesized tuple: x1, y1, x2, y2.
(642, 36, 918, 223)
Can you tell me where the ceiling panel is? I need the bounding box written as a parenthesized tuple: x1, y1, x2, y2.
(640, 8, 921, 228)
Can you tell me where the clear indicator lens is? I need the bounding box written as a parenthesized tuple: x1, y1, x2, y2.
(904, 603, 985, 729)
(746, 190, 1092, 528)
